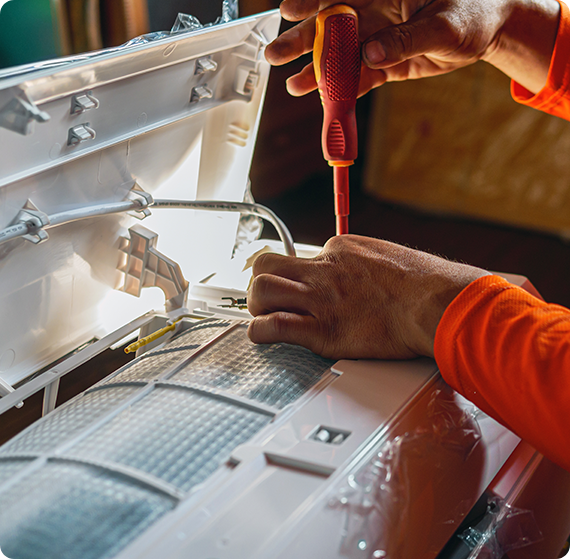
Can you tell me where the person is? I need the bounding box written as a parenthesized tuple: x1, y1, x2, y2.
(246, 0, 570, 471)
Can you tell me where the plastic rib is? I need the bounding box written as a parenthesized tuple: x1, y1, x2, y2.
(49, 457, 186, 500)
(0, 312, 159, 415)
(155, 381, 279, 417)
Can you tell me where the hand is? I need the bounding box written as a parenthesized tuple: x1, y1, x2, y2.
(247, 235, 489, 360)
(266, 0, 559, 97)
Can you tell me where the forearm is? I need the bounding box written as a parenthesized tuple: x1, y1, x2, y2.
(435, 275, 570, 471)
(483, 0, 560, 93)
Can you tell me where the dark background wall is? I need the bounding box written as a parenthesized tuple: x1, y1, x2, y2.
(147, 0, 223, 31)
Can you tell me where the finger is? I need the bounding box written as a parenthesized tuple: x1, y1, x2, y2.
(252, 252, 311, 282)
(357, 65, 387, 97)
(286, 62, 387, 97)
(285, 62, 317, 96)
(247, 312, 322, 353)
(265, 16, 317, 66)
(381, 56, 461, 82)
(279, 0, 357, 22)
(279, 0, 320, 21)
(362, 8, 457, 70)
(247, 274, 312, 317)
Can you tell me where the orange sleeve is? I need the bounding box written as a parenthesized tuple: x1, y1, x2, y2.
(434, 275, 570, 471)
(511, 0, 570, 120)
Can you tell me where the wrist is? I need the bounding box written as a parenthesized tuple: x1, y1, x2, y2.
(483, 0, 560, 94)
(412, 268, 491, 359)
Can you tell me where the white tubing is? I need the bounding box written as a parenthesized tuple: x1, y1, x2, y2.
(152, 199, 296, 257)
(0, 200, 144, 247)
(0, 198, 296, 258)
(0, 222, 29, 244)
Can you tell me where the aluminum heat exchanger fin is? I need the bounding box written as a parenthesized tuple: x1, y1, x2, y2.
(0, 319, 333, 559)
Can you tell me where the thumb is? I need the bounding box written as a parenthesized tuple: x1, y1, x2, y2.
(363, 10, 456, 69)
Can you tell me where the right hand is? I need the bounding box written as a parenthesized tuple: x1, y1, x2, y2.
(247, 235, 489, 360)
(266, 0, 559, 97)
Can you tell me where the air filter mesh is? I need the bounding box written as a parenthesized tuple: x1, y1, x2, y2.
(67, 386, 271, 491)
(0, 317, 333, 559)
(0, 386, 139, 456)
(169, 325, 333, 408)
(0, 462, 175, 559)
(108, 319, 232, 384)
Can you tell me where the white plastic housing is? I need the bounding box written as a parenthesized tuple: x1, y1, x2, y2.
(0, 11, 281, 387)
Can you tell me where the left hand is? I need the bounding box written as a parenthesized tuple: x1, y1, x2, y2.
(266, 0, 559, 97)
(247, 235, 488, 360)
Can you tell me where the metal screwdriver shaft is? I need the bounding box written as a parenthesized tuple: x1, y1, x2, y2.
(314, 4, 360, 235)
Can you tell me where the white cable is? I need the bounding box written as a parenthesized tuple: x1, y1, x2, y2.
(49, 200, 141, 226)
(152, 199, 296, 257)
(0, 200, 144, 247)
(0, 222, 29, 244)
(0, 198, 296, 257)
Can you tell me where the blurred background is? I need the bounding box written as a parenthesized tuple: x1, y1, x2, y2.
(1, 0, 570, 309)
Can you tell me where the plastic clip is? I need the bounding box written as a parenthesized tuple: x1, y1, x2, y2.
(127, 183, 154, 220)
(15, 199, 50, 244)
(71, 92, 100, 115)
(0, 92, 50, 135)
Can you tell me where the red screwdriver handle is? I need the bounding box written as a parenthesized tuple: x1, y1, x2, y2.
(314, 5, 360, 165)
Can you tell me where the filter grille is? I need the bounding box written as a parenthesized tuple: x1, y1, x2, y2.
(0, 459, 33, 484)
(0, 386, 139, 456)
(67, 386, 271, 491)
(169, 325, 334, 408)
(108, 318, 232, 384)
(0, 318, 333, 558)
(0, 462, 175, 559)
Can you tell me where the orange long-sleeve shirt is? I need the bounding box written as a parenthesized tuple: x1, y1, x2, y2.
(435, 2, 570, 472)
(511, 0, 570, 120)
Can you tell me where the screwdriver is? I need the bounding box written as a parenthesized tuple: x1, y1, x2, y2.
(314, 4, 360, 235)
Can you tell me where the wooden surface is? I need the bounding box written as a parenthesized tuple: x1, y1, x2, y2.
(365, 62, 570, 237)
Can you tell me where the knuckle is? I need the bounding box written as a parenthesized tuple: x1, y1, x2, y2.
(272, 312, 291, 338)
(322, 234, 349, 257)
(250, 273, 272, 299)
(247, 319, 261, 342)
(433, 13, 463, 51)
(251, 252, 273, 276)
(390, 26, 415, 57)
(323, 235, 342, 250)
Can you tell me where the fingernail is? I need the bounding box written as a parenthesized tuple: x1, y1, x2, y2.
(365, 41, 386, 65)
(285, 78, 300, 97)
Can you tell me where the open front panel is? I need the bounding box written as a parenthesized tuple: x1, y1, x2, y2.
(0, 10, 281, 389)
(0, 318, 333, 559)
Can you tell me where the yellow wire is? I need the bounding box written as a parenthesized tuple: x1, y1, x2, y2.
(124, 320, 179, 354)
